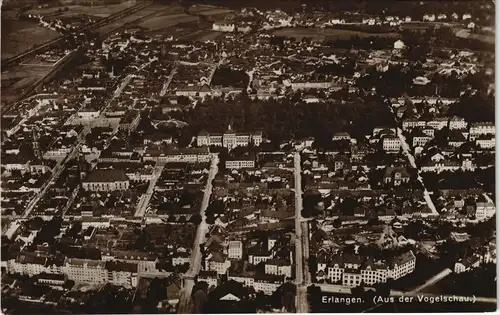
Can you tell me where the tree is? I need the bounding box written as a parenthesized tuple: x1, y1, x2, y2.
(190, 214, 202, 225)
(63, 280, 75, 290)
(333, 218, 342, 228)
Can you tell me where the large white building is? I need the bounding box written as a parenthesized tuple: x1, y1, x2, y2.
(228, 241, 243, 259)
(212, 21, 236, 32)
(197, 125, 263, 150)
(82, 169, 130, 192)
(316, 251, 416, 287)
(382, 135, 401, 153)
(143, 146, 211, 164)
(469, 122, 495, 140)
(264, 259, 292, 278)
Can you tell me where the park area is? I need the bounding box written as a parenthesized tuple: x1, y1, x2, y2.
(272, 27, 400, 41)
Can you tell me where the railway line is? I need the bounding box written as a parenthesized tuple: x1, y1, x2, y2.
(1, 1, 152, 70)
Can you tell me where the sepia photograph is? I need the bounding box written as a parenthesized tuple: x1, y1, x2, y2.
(0, 0, 496, 313)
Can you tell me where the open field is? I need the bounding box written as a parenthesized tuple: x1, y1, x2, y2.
(95, 4, 184, 35)
(180, 30, 222, 41)
(272, 27, 400, 41)
(138, 13, 198, 30)
(1, 65, 50, 103)
(189, 5, 233, 16)
(25, 2, 135, 18)
(455, 28, 495, 44)
(1, 19, 60, 60)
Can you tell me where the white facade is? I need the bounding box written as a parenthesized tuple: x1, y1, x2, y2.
(470, 123, 495, 138)
(449, 117, 467, 130)
(197, 130, 262, 149)
(228, 241, 243, 259)
(382, 136, 401, 153)
(393, 40, 405, 50)
(264, 261, 292, 277)
(402, 119, 426, 131)
(476, 137, 495, 149)
(475, 202, 496, 221)
(426, 119, 448, 130)
(213, 22, 235, 32)
(226, 159, 255, 169)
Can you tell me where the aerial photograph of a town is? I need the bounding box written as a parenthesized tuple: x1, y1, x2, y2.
(0, 0, 496, 313)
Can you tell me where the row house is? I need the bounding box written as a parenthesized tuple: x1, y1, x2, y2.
(426, 117, 449, 130)
(226, 157, 256, 169)
(101, 250, 158, 273)
(475, 136, 495, 150)
(143, 146, 211, 164)
(403, 117, 465, 132)
(253, 274, 285, 295)
(469, 122, 495, 139)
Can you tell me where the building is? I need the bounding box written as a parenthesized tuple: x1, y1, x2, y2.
(393, 40, 405, 50)
(171, 252, 190, 266)
(62, 258, 108, 286)
(208, 252, 231, 275)
(390, 251, 416, 280)
(290, 81, 335, 91)
(469, 122, 495, 139)
(426, 118, 449, 130)
(449, 116, 467, 130)
(226, 157, 255, 169)
(332, 132, 351, 142)
(101, 250, 158, 273)
(383, 167, 410, 186)
(382, 135, 401, 153)
(476, 136, 495, 149)
(264, 259, 292, 277)
(253, 274, 285, 295)
(143, 145, 211, 164)
(105, 261, 139, 288)
(475, 199, 496, 221)
(317, 251, 416, 287)
(37, 273, 66, 287)
(82, 169, 130, 191)
(454, 255, 481, 273)
(412, 132, 432, 147)
(77, 109, 100, 120)
(197, 125, 263, 149)
(118, 110, 141, 132)
(228, 241, 243, 259)
(198, 270, 218, 287)
(402, 119, 426, 131)
(212, 21, 236, 32)
(423, 14, 436, 22)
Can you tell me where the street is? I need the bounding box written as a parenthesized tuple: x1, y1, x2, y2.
(21, 142, 81, 219)
(134, 164, 165, 217)
(294, 151, 310, 313)
(177, 155, 219, 313)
